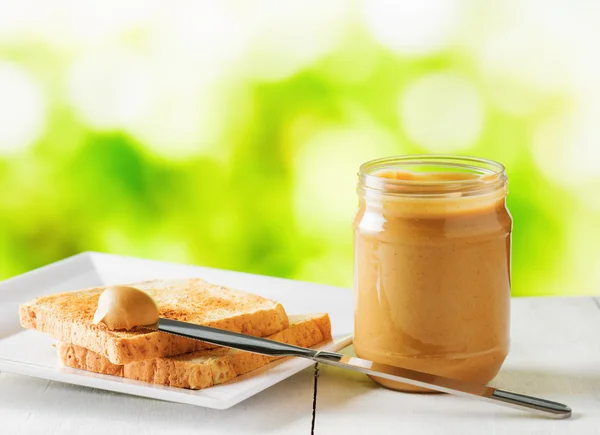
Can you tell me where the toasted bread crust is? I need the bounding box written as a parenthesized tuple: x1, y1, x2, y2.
(21, 279, 288, 365)
(58, 314, 331, 389)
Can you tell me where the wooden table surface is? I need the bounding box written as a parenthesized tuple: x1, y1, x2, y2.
(2, 296, 599, 435)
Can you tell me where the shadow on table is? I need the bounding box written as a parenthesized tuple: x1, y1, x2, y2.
(492, 367, 600, 396)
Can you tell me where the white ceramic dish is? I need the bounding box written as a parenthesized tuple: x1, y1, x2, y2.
(0, 252, 353, 409)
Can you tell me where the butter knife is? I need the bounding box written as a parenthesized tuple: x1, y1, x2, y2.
(157, 318, 571, 419)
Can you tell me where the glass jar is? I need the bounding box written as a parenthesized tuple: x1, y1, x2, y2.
(353, 155, 512, 393)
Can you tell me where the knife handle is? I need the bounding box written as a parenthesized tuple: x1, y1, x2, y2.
(158, 318, 318, 358)
(489, 389, 572, 418)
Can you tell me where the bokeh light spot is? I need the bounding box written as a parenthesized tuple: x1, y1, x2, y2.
(361, 0, 462, 56)
(61, 0, 159, 46)
(67, 51, 154, 130)
(532, 108, 600, 187)
(241, 0, 348, 81)
(398, 72, 484, 153)
(293, 124, 400, 235)
(153, 0, 246, 76)
(0, 62, 46, 155)
(67, 50, 244, 160)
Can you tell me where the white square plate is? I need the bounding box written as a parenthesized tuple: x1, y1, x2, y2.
(0, 252, 353, 409)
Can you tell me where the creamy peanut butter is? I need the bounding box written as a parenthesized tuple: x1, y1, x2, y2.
(93, 286, 159, 330)
(353, 156, 512, 393)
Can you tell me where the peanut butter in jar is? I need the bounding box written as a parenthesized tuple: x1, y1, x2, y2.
(353, 155, 512, 393)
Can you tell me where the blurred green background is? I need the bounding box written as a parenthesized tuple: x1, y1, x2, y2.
(0, 1, 598, 296)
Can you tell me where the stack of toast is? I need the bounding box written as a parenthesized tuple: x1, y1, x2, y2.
(19, 278, 331, 389)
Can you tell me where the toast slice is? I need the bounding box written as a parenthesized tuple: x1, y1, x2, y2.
(57, 313, 331, 389)
(20, 278, 288, 365)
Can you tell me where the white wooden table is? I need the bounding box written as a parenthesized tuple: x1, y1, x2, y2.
(1, 296, 599, 435)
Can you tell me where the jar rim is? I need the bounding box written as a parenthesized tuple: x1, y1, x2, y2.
(358, 155, 507, 197)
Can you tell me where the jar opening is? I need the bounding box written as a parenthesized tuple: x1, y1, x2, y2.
(359, 155, 507, 197)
